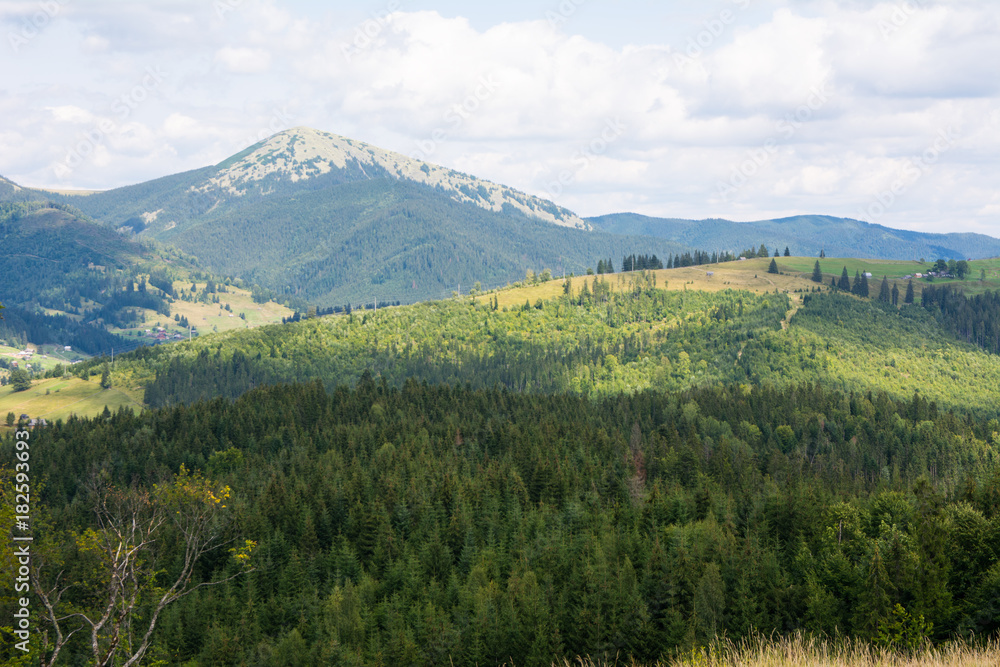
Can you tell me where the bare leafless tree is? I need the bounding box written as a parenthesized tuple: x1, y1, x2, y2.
(31, 466, 254, 666)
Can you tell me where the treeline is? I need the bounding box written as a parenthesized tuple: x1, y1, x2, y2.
(921, 286, 1000, 354)
(599, 246, 786, 276)
(282, 301, 405, 323)
(8, 379, 1000, 665)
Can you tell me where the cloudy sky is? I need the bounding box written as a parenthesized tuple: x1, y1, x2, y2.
(1, 0, 998, 235)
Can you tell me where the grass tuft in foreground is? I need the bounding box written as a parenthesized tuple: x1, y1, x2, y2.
(556, 634, 1000, 667)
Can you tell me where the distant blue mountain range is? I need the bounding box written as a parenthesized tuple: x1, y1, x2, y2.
(587, 213, 1000, 260)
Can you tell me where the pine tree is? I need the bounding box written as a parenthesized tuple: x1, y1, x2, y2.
(855, 544, 895, 640)
(820, 249, 826, 258)
(859, 272, 869, 297)
(891, 282, 899, 306)
(878, 276, 890, 302)
(905, 279, 915, 304)
(768, 258, 779, 274)
(838, 267, 851, 291)
(812, 261, 823, 283)
(597, 259, 606, 274)
(774, 248, 780, 257)
(784, 246, 791, 256)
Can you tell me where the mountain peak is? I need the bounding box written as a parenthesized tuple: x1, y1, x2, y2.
(201, 127, 589, 230)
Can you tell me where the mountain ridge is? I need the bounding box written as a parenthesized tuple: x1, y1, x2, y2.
(587, 212, 1000, 260)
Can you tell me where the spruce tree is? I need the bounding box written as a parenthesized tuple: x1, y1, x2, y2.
(812, 261, 823, 283)
(859, 272, 869, 297)
(820, 249, 826, 258)
(838, 267, 851, 291)
(774, 248, 780, 257)
(784, 246, 791, 256)
(879, 276, 891, 302)
(905, 279, 915, 304)
(891, 282, 899, 306)
(768, 258, 779, 274)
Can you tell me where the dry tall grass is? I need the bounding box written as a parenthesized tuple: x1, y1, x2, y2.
(553, 633, 1000, 667)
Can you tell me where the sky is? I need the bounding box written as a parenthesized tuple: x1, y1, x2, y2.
(1, 0, 999, 235)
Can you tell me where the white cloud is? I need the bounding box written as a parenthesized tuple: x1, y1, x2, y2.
(215, 47, 271, 74)
(46, 105, 94, 124)
(0, 1, 997, 235)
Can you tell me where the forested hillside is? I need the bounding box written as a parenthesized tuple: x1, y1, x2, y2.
(0, 202, 167, 354)
(148, 179, 689, 307)
(77, 275, 1000, 415)
(920, 285, 1000, 354)
(114, 277, 792, 406)
(5, 379, 999, 664)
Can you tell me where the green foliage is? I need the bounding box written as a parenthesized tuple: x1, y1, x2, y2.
(920, 286, 1000, 354)
(876, 604, 934, 653)
(8, 378, 999, 664)
(9, 368, 30, 392)
(812, 261, 823, 283)
(130, 284, 789, 407)
(839, 267, 851, 291)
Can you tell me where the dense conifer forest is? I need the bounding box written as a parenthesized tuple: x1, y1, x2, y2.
(3, 378, 999, 664)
